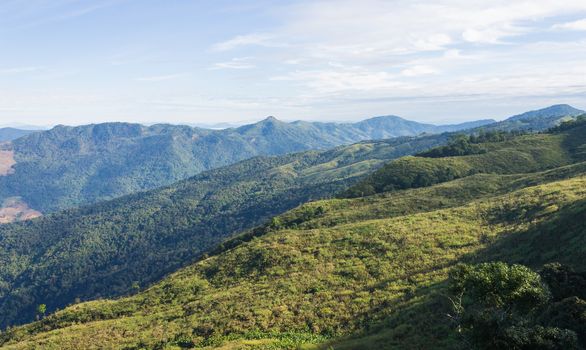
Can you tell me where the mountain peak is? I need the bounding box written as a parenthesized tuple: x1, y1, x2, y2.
(262, 116, 279, 123)
(507, 104, 584, 122)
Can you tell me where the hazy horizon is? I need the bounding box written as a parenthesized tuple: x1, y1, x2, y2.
(2, 103, 583, 129)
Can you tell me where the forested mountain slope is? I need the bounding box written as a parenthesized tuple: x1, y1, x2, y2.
(0, 115, 492, 218)
(1, 120, 585, 349)
(1, 105, 578, 221)
(0, 133, 449, 328)
(479, 104, 583, 132)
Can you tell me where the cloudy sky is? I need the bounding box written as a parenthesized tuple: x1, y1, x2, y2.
(1, 0, 586, 126)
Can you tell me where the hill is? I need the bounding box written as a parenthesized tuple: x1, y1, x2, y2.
(0, 133, 449, 328)
(0, 128, 37, 142)
(0, 119, 584, 349)
(0, 115, 492, 220)
(344, 115, 586, 197)
(481, 104, 584, 132)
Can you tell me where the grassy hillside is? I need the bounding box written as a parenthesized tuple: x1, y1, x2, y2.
(0, 115, 487, 217)
(344, 120, 586, 197)
(0, 135, 448, 329)
(1, 123, 584, 349)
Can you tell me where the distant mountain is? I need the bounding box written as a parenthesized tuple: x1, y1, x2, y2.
(507, 104, 584, 121)
(0, 128, 37, 142)
(0, 115, 489, 218)
(482, 104, 585, 132)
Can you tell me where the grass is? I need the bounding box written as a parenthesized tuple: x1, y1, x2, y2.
(2, 169, 585, 349)
(2, 126, 585, 349)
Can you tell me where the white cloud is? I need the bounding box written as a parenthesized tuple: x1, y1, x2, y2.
(136, 74, 184, 82)
(553, 19, 586, 31)
(401, 65, 439, 77)
(214, 0, 586, 57)
(272, 68, 413, 95)
(210, 57, 256, 70)
(211, 34, 277, 51)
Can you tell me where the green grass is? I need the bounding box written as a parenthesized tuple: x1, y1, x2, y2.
(2, 168, 585, 349)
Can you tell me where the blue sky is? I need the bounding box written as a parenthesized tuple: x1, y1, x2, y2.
(1, 0, 586, 126)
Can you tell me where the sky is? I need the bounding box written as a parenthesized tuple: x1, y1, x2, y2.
(0, 0, 586, 126)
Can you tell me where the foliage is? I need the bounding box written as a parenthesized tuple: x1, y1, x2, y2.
(1, 116, 586, 349)
(0, 117, 479, 214)
(2, 151, 586, 348)
(449, 262, 549, 312)
(0, 136, 446, 328)
(548, 115, 586, 134)
(448, 262, 586, 350)
(416, 131, 528, 158)
(417, 134, 487, 158)
(344, 121, 586, 197)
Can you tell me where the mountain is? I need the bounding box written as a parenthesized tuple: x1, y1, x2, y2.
(2, 118, 585, 349)
(0, 133, 450, 328)
(0, 128, 37, 142)
(481, 104, 585, 132)
(0, 115, 491, 221)
(507, 104, 584, 121)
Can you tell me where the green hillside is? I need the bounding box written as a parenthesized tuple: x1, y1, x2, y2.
(344, 118, 586, 197)
(0, 115, 489, 217)
(1, 121, 584, 349)
(0, 134, 447, 328)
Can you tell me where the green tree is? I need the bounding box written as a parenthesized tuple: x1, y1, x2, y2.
(448, 262, 581, 350)
(36, 304, 47, 319)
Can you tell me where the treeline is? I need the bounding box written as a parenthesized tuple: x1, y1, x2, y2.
(417, 130, 527, 158)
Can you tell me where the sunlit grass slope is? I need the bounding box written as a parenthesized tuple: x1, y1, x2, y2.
(1, 166, 585, 349)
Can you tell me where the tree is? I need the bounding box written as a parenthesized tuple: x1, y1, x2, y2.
(36, 304, 47, 319)
(448, 262, 581, 350)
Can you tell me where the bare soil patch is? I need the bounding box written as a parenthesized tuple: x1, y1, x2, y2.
(0, 197, 42, 224)
(0, 147, 16, 176)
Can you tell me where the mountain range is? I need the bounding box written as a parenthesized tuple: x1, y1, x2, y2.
(1, 114, 584, 349)
(0, 104, 582, 224)
(0, 114, 494, 221)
